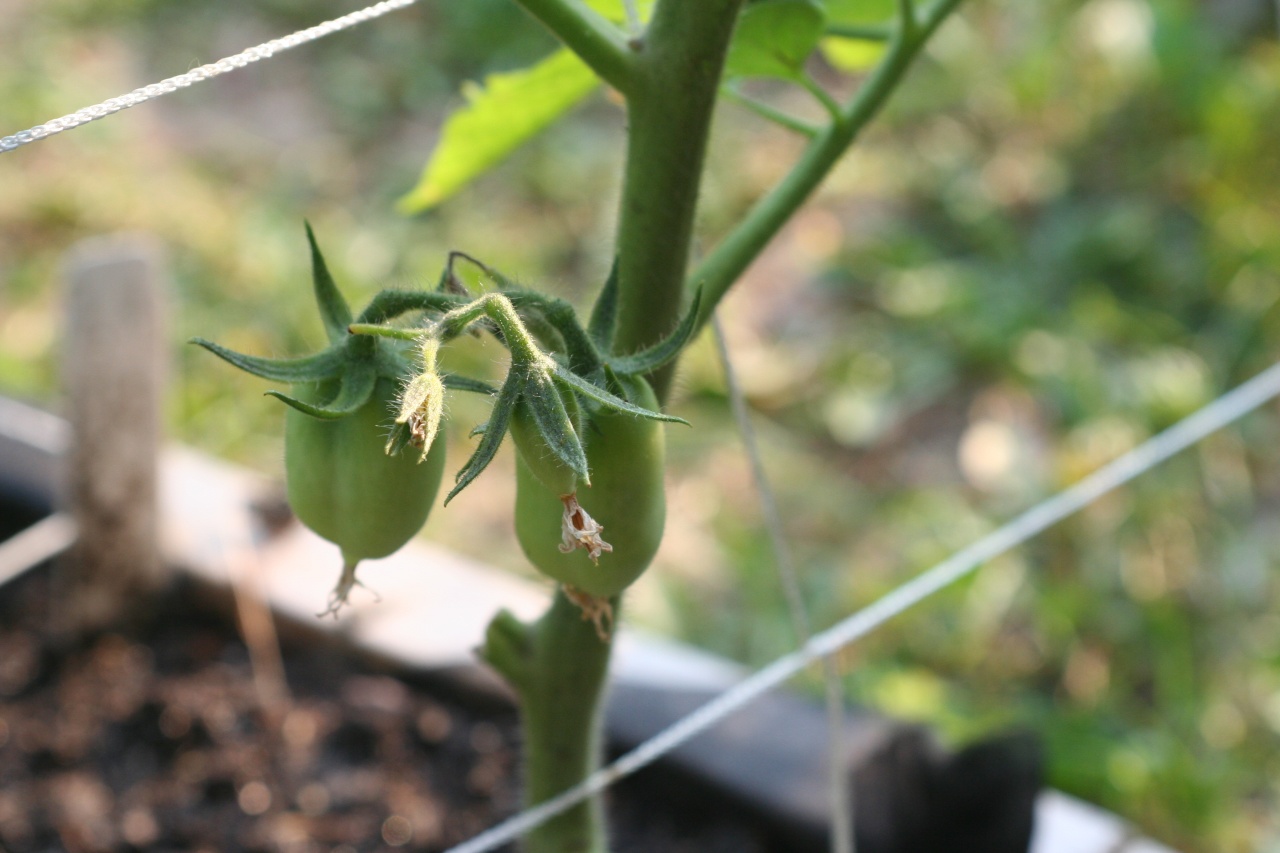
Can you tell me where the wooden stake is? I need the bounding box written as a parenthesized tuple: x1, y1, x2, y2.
(60, 235, 168, 632)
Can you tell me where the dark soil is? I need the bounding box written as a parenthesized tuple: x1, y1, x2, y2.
(0, 509, 776, 853)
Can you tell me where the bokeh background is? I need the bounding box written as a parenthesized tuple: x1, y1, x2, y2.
(3, 0, 1280, 849)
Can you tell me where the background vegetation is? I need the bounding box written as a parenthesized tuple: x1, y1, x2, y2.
(2, 0, 1279, 849)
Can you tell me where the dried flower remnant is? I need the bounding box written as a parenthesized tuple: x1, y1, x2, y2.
(563, 584, 614, 641)
(393, 337, 445, 461)
(557, 493, 613, 564)
(318, 560, 382, 618)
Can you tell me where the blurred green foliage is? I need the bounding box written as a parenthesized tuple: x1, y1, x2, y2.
(1, 0, 1279, 850)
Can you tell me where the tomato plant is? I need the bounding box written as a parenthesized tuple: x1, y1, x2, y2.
(199, 1, 970, 849)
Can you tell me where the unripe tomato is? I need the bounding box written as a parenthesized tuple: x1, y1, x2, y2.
(286, 376, 446, 567)
(514, 378, 666, 597)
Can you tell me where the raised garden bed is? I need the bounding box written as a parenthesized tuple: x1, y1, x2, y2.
(0, 549, 785, 852)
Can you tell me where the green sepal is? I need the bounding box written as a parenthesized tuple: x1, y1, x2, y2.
(189, 338, 346, 384)
(446, 370, 524, 504)
(550, 362, 689, 425)
(356, 289, 465, 325)
(563, 372, 587, 440)
(266, 361, 378, 420)
(305, 223, 354, 346)
(608, 367, 644, 404)
(521, 372, 590, 485)
(442, 373, 499, 396)
(384, 420, 413, 457)
(587, 258, 620, 351)
(606, 288, 703, 377)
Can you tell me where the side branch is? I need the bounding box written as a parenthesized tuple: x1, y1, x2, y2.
(688, 0, 967, 332)
(513, 0, 638, 95)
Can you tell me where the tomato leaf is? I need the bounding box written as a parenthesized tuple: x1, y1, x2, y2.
(822, 0, 895, 26)
(582, 0, 654, 22)
(819, 0, 895, 71)
(725, 0, 827, 81)
(820, 38, 888, 71)
(398, 49, 601, 214)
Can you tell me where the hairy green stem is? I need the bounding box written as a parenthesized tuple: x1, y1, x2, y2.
(688, 0, 968, 333)
(482, 592, 616, 853)
(437, 292, 547, 364)
(347, 323, 420, 341)
(512, 0, 639, 95)
(613, 0, 745, 401)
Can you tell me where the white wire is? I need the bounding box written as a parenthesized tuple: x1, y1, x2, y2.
(0, 513, 77, 588)
(0, 0, 418, 154)
(443, 357, 1280, 853)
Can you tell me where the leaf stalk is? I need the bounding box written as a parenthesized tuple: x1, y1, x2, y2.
(688, 0, 969, 334)
(512, 0, 639, 95)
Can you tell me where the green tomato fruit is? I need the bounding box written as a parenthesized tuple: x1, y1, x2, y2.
(515, 377, 665, 598)
(285, 376, 446, 568)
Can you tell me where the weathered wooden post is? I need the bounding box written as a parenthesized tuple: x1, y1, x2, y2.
(59, 235, 168, 633)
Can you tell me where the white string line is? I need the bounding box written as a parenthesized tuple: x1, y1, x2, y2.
(444, 357, 1280, 853)
(0, 0, 418, 154)
(711, 315, 855, 853)
(0, 513, 78, 588)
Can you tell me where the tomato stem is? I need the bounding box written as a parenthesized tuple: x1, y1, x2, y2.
(481, 589, 614, 853)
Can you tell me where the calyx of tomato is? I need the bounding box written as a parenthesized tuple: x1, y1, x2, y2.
(351, 255, 700, 617)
